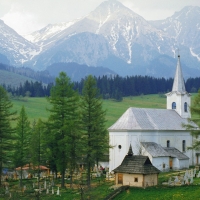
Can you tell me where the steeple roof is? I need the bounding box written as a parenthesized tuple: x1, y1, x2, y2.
(127, 144, 133, 156)
(172, 55, 186, 93)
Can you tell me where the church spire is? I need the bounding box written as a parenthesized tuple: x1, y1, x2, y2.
(166, 54, 191, 118)
(172, 55, 186, 93)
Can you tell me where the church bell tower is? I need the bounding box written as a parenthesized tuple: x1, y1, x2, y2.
(166, 55, 191, 118)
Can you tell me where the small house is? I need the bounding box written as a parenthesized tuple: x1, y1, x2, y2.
(113, 145, 160, 187)
(141, 142, 189, 171)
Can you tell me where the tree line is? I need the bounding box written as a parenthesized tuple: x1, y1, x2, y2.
(0, 72, 108, 188)
(2, 75, 200, 100)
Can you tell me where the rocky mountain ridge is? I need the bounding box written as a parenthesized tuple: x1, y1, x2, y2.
(0, 0, 200, 79)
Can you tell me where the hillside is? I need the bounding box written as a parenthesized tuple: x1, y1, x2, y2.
(11, 94, 198, 128)
(0, 69, 36, 87)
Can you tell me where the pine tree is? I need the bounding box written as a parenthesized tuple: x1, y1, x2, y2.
(47, 72, 81, 188)
(13, 106, 31, 187)
(184, 89, 200, 149)
(81, 75, 108, 187)
(29, 119, 45, 188)
(0, 86, 16, 185)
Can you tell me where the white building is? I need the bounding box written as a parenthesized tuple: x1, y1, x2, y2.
(109, 55, 199, 172)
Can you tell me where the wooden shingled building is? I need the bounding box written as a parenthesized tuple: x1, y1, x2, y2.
(113, 145, 160, 187)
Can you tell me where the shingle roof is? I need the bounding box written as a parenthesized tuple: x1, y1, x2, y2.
(141, 142, 170, 157)
(163, 147, 189, 160)
(108, 107, 196, 131)
(113, 154, 160, 174)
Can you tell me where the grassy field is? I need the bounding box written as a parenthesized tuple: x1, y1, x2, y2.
(11, 94, 167, 128)
(114, 169, 200, 200)
(11, 93, 197, 128)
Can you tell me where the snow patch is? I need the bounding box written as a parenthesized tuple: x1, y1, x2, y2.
(190, 48, 200, 61)
(96, 9, 111, 34)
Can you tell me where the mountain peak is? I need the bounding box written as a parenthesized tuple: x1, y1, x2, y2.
(87, 0, 134, 22)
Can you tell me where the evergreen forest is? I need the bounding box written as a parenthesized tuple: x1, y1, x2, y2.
(2, 75, 200, 100)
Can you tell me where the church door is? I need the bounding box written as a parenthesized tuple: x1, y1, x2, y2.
(169, 158, 173, 169)
(118, 174, 123, 184)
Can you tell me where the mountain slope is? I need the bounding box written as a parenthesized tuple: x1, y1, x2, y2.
(150, 6, 200, 67)
(46, 62, 117, 82)
(0, 20, 39, 66)
(28, 0, 177, 74)
(1, 1, 200, 78)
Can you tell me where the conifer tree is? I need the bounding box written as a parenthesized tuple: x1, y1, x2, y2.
(29, 119, 45, 188)
(81, 75, 108, 187)
(13, 105, 31, 187)
(47, 72, 81, 188)
(0, 86, 16, 185)
(185, 89, 200, 149)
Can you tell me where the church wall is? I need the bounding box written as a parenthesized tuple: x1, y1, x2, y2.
(109, 130, 195, 172)
(172, 158, 179, 169)
(109, 132, 129, 172)
(152, 157, 169, 171)
(179, 159, 189, 169)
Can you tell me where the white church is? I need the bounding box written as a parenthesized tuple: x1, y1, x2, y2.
(109, 55, 199, 172)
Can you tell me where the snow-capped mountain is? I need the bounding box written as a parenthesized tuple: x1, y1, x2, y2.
(0, 19, 40, 66)
(27, 0, 178, 74)
(1, 0, 200, 78)
(150, 6, 200, 66)
(24, 20, 79, 51)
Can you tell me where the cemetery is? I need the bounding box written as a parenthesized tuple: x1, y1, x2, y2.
(1, 165, 200, 199)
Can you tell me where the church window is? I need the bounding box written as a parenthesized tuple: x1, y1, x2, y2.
(134, 177, 138, 182)
(172, 102, 176, 109)
(163, 163, 165, 169)
(118, 145, 122, 149)
(167, 140, 170, 147)
(182, 140, 186, 152)
(184, 102, 187, 112)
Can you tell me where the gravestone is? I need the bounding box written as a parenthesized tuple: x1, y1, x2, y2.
(57, 187, 60, 195)
(52, 187, 54, 194)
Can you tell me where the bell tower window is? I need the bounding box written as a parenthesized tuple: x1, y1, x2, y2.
(184, 102, 187, 112)
(172, 102, 176, 109)
(182, 140, 186, 152)
(167, 140, 170, 147)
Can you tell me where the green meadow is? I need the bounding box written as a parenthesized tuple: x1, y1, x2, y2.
(11, 93, 198, 128)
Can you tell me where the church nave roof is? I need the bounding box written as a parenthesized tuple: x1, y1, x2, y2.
(108, 107, 194, 131)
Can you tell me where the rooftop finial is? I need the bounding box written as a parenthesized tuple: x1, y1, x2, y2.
(177, 48, 180, 57)
(127, 144, 133, 156)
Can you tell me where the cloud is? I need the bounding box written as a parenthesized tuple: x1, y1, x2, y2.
(1, 3, 45, 35)
(2, 12, 43, 35)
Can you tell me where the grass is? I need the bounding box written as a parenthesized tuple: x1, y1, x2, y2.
(0, 175, 114, 200)
(11, 93, 198, 128)
(114, 185, 200, 200)
(2, 169, 200, 200)
(114, 169, 200, 200)
(11, 94, 167, 128)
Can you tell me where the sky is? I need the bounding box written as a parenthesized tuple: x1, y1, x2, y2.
(1, 0, 200, 35)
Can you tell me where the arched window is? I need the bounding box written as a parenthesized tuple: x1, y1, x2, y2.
(184, 102, 187, 112)
(182, 140, 186, 152)
(167, 140, 170, 147)
(172, 102, 176, 109)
